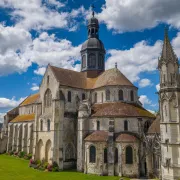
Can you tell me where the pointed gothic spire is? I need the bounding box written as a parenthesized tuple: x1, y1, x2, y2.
(160, 27, 177, 62)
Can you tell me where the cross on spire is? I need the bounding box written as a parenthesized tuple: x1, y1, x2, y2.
(91, 4, 95, 17)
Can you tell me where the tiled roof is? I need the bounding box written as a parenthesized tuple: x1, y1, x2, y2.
(116, 133, 137, 142)
(84, 131, 108, 142)
(50, 65, 135, 89)
(92, 68, 134, 88)
(10, 114, 35, 123)
(91, 102, 155, 118)
(20, 93, 40, 106)
(50, 65, 87, 89)
(148, 114, 160, 134)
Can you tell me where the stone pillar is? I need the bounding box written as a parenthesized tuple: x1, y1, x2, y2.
(22, 124, 25, 152)
(118, 144, 122, 176)
(27, 123, 31, 154)
(108, 119, 115, 176)
(77, 103, 89, 172)
(53, 99, 65, 169)
(33, 103, 42, 160)
(7, 124, 13, 152)
(12, 124, 16, 151)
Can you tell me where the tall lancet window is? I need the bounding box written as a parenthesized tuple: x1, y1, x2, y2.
(44, 89, 52, 107)
(88, 54, 96, 68)
(82, 55, 86, 68)
(106, 90, 110, 101)
(119, 90, 123, 100)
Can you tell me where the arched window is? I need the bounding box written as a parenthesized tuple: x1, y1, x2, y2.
(68, 91, 71, 102)
(130, 90, 134, 101)
(124, 120, 128, 131)
(144, 121, 150, 133)
(47, 75, 49, 84)
(47, 119, 50, 131)
(40, 120, 43, 131)
(126, 146, 133, 164)
(89, 146, 96, 163)
(88, 54, 96, 68)
(119, 90, 124, 101)
(82, 93, 85, 100)
(44, 89, 52, 107)
(60, 90, 65, 101)
(114, 147, 118, 163)
(106, 90, 110, 101)
(97, 121, 100, 130)
(104, 148, 108, 163)
(94, 92, 97, 103)
(82, 55, 86, 68)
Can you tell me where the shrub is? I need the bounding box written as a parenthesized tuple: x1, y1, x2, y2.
(52, 167, 59, 172)
(18, 151, 26, 158)
(27, 154, 32, 160)
(47, 164, 52, 172)
(43, 162, 49, 169)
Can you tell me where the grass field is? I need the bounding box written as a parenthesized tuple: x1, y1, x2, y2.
(0, 155, 129, 180)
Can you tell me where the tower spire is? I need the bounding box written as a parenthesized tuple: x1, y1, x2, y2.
(159, 27, 178, 66)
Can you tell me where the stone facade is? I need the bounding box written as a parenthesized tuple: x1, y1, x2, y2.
(0, 11, 161, 179)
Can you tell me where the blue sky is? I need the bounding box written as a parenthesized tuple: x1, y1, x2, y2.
(1, 0, 180, 121)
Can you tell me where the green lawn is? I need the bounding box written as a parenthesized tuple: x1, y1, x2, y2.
(0, 155, 129, 180)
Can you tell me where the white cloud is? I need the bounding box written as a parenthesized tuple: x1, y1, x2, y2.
(0, 1, 86, 31)
(34, 67, 46, 76)
(0, 113, 5, 123)
(147, 109, 156, 114)
(156, 84, 160, 91)
(0, 26, 81, 76)
(139, 95, 151, 106)
(106, 40, 162, 82)
(98, 0, 180, 33)
(0, 97, 26, 109)
(0, 24, 32, 75)
(31, 83, 39, 91)
(139, 78, 153, 88)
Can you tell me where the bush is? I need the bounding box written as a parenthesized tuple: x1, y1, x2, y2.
(43, 162, 49, 169)
(27, 154, 32, 160)
(18, 151, 26, 158)
(52, 167, 59, 172)
(47, 164, 52, 172)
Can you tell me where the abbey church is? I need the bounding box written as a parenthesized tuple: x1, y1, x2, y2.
(1, 10, 180, 180)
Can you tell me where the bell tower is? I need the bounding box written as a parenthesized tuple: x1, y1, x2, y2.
(158, 28, 180, 180)
(80, 6, 105, 78)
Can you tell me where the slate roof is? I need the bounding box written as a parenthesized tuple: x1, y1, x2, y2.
(91, 102, 155, 118)
(50, 65, 135, 89)
(10, 114, 35, 123)
(148, 114, 160, 134)
(84, 131, 108, 142)
(20, 93, 40, 106)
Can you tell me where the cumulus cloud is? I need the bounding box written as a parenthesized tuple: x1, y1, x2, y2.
(0, 24, 32, 75)
(34, 67, 46, 76)
(139, 78, 153, 88)
(0, 26, 81, 76)
(98, 0, 180, 33)
(0, 0, 86, 31)
(31, 83, 39, 91)
(0, 113, 5, 123)
(106, 40, 162, 82)
(139, 95, 151, 106)
(0, 96, 26, 109)
(156, 84, 160, 91)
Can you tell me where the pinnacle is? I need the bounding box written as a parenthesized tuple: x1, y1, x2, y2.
(160, 28, 177, 62)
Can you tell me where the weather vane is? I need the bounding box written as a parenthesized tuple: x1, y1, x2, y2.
(91, 4, 95, 17)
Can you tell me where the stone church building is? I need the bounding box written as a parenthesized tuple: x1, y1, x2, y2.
(0, 12, 165, 178)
